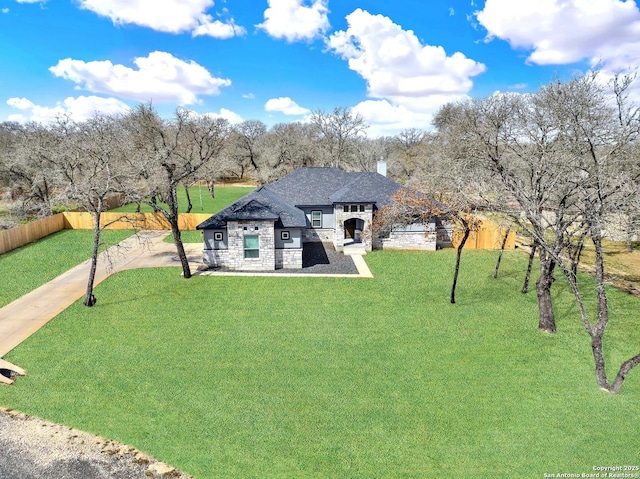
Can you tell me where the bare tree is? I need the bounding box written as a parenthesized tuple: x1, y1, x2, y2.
(55, 114, 135, 306)
(434, 91, 582, 333)
(388, 128, 432, 182)
(5, 121, 63, 217)
(222, 120, 267, 180)
(438, 72, 640, 392)
(125, 104, 229, 278)
(372, 186, 479, 304)
(259, 122, 313, 178)
(310, 107, 368, 169)
(543, 73, 640, 393)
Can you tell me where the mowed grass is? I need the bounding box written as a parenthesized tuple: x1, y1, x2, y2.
(112, 185, 255, 214)
(0, 229, 134, 308)
(1, 249, 640, 478)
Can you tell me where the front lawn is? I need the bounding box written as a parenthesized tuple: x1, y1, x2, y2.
(1, 249, 639, 478)
(0, 229, 134, 308)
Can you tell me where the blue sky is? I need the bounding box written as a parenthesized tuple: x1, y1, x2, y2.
(2, 0, 639, 136)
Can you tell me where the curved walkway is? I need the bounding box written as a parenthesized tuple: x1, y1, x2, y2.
(0, 232, 372, 363)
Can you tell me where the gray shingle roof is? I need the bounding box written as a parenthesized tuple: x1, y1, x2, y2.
(197, 167, 406, 231)
(196, 186, 307, 230)
(328, 172, 402, 206)
(264, 167, 401, 208)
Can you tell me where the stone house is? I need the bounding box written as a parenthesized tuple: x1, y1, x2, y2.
(196, 163, 451, 271)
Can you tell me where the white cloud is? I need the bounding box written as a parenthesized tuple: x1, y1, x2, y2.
(2, 8, 9, 13)
(7, 95, 130, 123)
(257, 0, 330, 42)
(207, 108, 244, 124)
(476, 0, 640, 70)
(242, 93, 256, 99)
(264, 97, 310, 115)
(352, 100, 433, 137)
(188, 108, 243, 124)
(192, 17, 246, 39)
(326, 8, 485, 127)
(49, 51, 231, 105)
(16, 0, 44, 3)
(76, 0, 245, 38)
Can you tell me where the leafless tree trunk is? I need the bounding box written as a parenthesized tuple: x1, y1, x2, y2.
(493, 227, 511, 279)
(535, 249, 556, 333)
(184, 184, 193, 214)
(451, 215, 471, 304)
(522, 241, 537, 294)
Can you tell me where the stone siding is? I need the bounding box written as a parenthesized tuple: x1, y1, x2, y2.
(203, 220, 275, 271)
(335, 204, 373, 252)
(275, 248, 303, 269)
(303, 228, 334, 243)
(379, 230, 437, 251)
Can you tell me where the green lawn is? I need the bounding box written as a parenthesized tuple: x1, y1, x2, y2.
(1, 249, 639, 478)
(112, 185, 254, 214)
(0, 229, 134, 308)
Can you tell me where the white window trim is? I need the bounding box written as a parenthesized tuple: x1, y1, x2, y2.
(311, 210, 322, 228)
(243, 234, 260, 259)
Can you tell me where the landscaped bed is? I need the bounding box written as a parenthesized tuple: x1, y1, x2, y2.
(1, 248, 639, 478)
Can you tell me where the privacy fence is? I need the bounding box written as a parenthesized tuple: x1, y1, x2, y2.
(1, 212, 515, 256)
(451, 221, 516, 250)
(0, 212, 210, 255)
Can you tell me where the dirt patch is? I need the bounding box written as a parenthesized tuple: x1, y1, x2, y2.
(0, 408, 192, 479)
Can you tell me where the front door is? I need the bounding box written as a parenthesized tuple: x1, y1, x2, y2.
(345, 218, 356, 239)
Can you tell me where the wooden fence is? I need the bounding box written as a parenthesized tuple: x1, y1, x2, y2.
(451, 221, 516, 250)
(0, 212, 211, 255)
(1, 211, 515, 256)
(61, 212, 211, 231)
(0, 214, 66, 255)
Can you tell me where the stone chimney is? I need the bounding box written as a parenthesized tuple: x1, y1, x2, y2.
(377, 158, 387, 177)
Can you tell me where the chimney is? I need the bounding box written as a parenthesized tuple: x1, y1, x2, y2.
(377, 158, 387, 177)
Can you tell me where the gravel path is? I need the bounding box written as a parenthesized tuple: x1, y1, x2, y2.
(0, 408, 191, 479)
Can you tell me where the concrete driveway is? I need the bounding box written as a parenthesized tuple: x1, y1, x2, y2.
(0, 231, 202, 361)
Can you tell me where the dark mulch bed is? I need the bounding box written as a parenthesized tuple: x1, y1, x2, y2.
(295, 241, 358, 274)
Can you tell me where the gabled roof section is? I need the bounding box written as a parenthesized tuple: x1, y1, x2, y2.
(196, 187, 307, 230)
(264, 167, 353, 206)
(329, 172, 402, 207)
(263, 167, 403, 207)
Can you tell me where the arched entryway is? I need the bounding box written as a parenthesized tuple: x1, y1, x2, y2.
(344, 218, 365, 243)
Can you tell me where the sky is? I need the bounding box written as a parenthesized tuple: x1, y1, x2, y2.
(1, 0, 640, 137)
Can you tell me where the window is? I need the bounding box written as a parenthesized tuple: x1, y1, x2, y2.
(345, 204, 364, 213)
(213, 232, 223, 241)
(244, 235, 259, 258)
(281, 231, 290, 240)
(311, 210, 322, 228)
